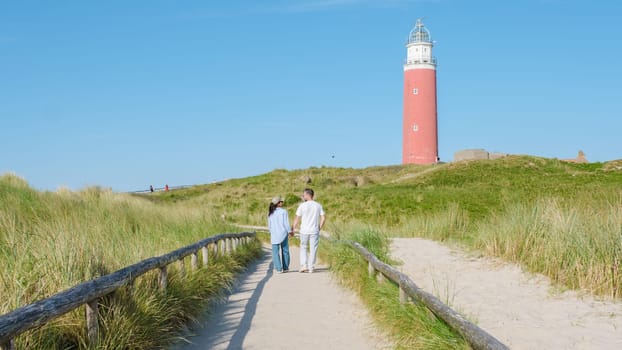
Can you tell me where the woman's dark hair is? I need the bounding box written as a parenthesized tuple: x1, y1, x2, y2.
(268, 202, 278, 216)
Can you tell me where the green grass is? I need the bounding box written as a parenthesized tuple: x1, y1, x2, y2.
(0, 173, 262, 348)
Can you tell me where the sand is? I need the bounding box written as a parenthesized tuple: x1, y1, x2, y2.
(171, 245, 391, 350)
(390, 238, 622, 350)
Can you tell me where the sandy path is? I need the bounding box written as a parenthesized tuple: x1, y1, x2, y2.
(171, 245, 390, 350)
(391, 238, 622, 350)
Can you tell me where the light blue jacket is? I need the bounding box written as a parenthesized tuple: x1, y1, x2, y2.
(268, 207, 291, 244)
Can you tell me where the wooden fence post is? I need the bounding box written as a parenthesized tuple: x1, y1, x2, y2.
(399, 284, 408, 304)
(376, 273, 386, 284)
(159, 266, 168, 291)
(368, 261, 375, 277)
(213, 241, 219, 256)
(178, 259, 185, 278)
(191, 252, 198, 270)
(85, 299, 99, 346)
(202, 246, 209, 266)
(127, 278, 135, 294)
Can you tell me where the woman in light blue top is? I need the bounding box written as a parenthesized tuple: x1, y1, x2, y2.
(267, 196, 292, 273)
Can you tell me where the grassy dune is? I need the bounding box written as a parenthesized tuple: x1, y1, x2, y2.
(0, 173, 261, 348)
(148, 156, 622, 298)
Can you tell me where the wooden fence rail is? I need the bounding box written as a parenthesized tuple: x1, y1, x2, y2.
(237, 225, 507, 350)
(0, 232, 256, 350)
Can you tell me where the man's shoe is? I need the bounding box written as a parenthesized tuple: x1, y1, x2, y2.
(299, 267, 308, 273)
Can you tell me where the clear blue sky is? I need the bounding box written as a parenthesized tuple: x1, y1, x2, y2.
(2, 0, 621, 192)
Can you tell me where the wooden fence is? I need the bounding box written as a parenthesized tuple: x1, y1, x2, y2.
(0, 232, 256, 350)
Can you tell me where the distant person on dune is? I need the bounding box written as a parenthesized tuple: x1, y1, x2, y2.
(293, 188, 325, 273)
(268, 196, 293, 273)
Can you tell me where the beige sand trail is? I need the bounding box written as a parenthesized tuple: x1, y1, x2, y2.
(391, 238, 622, 350)
(171, 245, 390, 350)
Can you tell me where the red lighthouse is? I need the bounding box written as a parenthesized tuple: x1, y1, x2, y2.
(402, 19, 438, 164)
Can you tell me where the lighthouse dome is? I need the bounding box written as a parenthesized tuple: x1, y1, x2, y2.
(408, 19, 431, 44)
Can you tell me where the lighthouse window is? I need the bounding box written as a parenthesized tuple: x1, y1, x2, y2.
(412, 88, 419, 95)
(412, 123, 419, 132)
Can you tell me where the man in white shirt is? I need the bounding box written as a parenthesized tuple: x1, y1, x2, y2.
(292, 188, 326, 273)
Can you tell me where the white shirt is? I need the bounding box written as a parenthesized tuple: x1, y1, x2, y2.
(268, 207, 291, 244)
(295, 200, 325, 235)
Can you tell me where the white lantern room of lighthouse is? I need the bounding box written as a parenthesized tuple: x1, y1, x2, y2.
(405, 19, 436, 69)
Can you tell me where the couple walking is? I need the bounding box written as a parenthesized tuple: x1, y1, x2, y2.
(267, 188, 326, 274)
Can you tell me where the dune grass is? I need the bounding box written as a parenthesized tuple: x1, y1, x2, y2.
(0, 173, 262, 348)
(473, 197, 622, 298)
